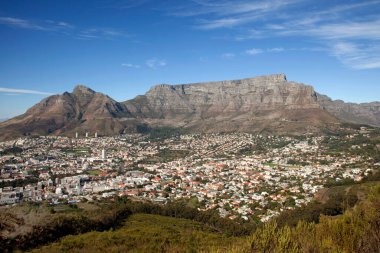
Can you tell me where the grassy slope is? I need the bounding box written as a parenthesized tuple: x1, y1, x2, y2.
(27, 182, 380, 253)
(30, 214, 251, 253)
(250, 184, 380, 252)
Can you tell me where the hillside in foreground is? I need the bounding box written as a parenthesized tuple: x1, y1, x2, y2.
(4, 181, 378, 253)
(30, 213, 249, 253)
(36, 185, 380, 253)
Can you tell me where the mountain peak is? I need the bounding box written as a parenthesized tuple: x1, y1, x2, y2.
(272, 73, 287, 81)
(73, 84, 95, 95)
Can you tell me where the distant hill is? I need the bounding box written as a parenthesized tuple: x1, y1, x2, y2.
(0, 74, 379, 140)
(317, 93, 380, 127)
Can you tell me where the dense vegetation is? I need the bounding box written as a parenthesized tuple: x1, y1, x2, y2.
(322, 132, 380, 162)
(0, 147, 23, 156)
(31, 214, 249, 253)
(0, 197, 254, 252)
(250, 184, 380, 252)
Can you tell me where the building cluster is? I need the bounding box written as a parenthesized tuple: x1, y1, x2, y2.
(0, 131, 377, 222)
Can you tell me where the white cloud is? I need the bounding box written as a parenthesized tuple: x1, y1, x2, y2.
(0, 17, 46, 30)
(268, 47, 284, 52)
(104, 0, 151, 9)
(278, 19, 380, 41)
(146, 58, 167, 69)
(198, 17, 249, 30)
(269, 18, 380, 69)
(121, 63, 141, 68)
(0, 16, 128, 41)
(221, 53, 235, 59)
(171, 0, 300, 30)
(246, 48, 263, 55)
(332, 42, 380, 70)
(171, 1, 380, 69)
(78, 28, 127, 40)
(0, 16, 74, 32)
(0, 87, 53, 95)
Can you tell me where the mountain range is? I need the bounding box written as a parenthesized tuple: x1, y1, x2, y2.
(0, 74, 379, 141)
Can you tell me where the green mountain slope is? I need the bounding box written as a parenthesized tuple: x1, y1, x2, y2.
(30, 214, 250, 253)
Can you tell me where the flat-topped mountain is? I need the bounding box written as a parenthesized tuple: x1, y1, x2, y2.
(124, 74, 338, 133)
(125, 74, 319, 116)
(0, 74, 378, 140)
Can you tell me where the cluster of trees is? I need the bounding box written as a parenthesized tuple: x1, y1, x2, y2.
(322, 133, 380, 160)
(147, 127, 186, 140)
(275, 190, 358, 227)
(0, 147, 23, 155)
(287, 159, 310, 166)
(0, 177, 39, 188)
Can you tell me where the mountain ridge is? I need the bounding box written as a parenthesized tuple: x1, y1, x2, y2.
(0, 74, 379, 140)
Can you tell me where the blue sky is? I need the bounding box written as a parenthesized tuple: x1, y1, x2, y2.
(0, 0, 380, 119)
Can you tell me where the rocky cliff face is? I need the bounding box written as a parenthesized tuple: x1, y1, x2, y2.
(317, 94, 380, 127)
(0, 74, 378, 141)
(123, 74, 338, 133)
(126, 74, 320, 116)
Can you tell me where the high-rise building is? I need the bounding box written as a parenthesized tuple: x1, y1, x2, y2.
(101, 149, 106, 160)
(86, 132, 89, 138)
(95, 132, 98, 138)
(75, 132, 78, 138)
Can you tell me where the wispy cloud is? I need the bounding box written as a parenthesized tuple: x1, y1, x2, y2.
(172, 0, 300, 29)
(0, 16, 74, 32)
(146, 58, 167, 69)
(268, 47, 284, 52)
(170, 0, 380, 69)
(0, 17, 46, 30)
(0, 16, 128, 40)
(276, 18, 380, 41)
(221, 53, 235, 59)
(269, 17, 380, 69)
(332, 42, 380, 70)
(121, 63, 141, 68)
(78, 28, 128, 40)
(245, 48, 263, 56)
(105, 0, 151, 9)
(0, 87, 53, 95)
